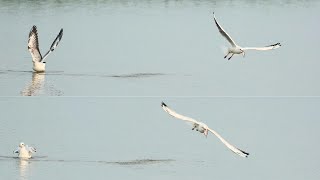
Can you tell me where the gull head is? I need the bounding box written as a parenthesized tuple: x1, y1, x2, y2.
(19, 142, 25, 148)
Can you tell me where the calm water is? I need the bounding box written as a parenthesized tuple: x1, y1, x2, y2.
(0, 97, 320, 180)
(0, 0, 320, 180)
(0, 0, 319, 96)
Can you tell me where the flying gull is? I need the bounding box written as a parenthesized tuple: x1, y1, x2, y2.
(213, 12, 281, 60)
(161, 102, 249, 158)
(28, 25, 63, 72)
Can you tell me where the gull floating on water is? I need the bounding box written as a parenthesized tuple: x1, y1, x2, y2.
(161, 102, 249, 158)
(213, 12, 281, 60)
(14, 142, 37, 159)
(28, 25, 63, 72)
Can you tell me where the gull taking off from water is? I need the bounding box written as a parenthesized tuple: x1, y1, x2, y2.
(14, 142, 37, 159)
(28, 25, 63, 72)
(161, 102, 249, 158)
(213, 12, 281, 60)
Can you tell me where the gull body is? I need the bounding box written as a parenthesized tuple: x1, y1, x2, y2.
(191, 121, 209, 136)
(161, 102, 249, 158)
(14, 142, 36, 159)
(213, 12, 281, 60)
(28, 25, 63, 72)
(32, 61, 46, 72)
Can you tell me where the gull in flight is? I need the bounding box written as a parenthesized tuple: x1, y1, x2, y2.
(213, 12, 281, 60)
(161, 102, 249, 158)
(13, 142, 37, 159)
(28, 25, 63, 72)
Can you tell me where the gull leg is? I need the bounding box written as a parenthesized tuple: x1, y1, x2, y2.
(224, 52, 230, 59)
(228, 53, 234, 60)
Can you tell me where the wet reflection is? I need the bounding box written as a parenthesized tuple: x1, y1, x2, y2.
(18, 159, 31, 180)
(21, 72, 45, 96)
(20, 72, 63, 96)
(20, 73, 45, 96)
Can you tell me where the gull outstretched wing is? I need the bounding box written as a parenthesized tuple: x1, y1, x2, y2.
(213, 12, 238, 47)
(242, 43, 281, 51)
(207, 127, 249, 158)
(161, 102, 199, 124)
(28, 26, 42, 62)
(42, 28, 63, 61)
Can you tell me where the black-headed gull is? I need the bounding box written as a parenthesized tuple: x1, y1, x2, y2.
(28, 25, 63, 72)
(213, 12, 281, 60)
(14, 142, 37, 159)
(161, 102, 249, 158)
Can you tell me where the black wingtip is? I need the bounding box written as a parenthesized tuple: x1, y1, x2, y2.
(59, 28, 63, 36)
(161, 101, 167, 107)
(266, 42, 281, 47)
(29, 25, 38, 37)
(31, 25, 37, 32)
(240, 149, 250, 157)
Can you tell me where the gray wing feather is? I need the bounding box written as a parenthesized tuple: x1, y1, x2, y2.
(242, 43, 281, 51)
(213, 12, 237, 47)
(28, 26, 42, 62)
(161, 102, 199, 124)
(42, 28, 63, 61)
(13, 147, 20, 154)
(28, 146, 37, 153)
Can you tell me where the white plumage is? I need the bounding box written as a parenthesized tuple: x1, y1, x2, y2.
(28, 25, 63, 72)
(14, 142, 37, 159)
(161, 102, 249, 158)
(213, 12, 281, 60)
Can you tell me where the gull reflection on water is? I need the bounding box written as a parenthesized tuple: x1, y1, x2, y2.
(18, 159, 31, 180)
(21, 72, 45, 96)
(20, 72, 63, 96)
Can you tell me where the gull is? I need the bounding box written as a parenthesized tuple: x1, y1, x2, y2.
(28, 25, 63, 72)
(213, 12, 281, 60)
(13, 142, 37, 159)
(161, 102, 249, 158)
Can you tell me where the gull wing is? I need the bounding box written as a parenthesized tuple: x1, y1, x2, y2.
(213, 12, 238, 47)
(42, 28, 63, 61)
(28, 26, 42, 62)
(161, 102, 199, 124)
(242, 43, 281, 51)
(13, 147, 20, 154)
(207, 127, 249, 158)
(26, 145, 36, 153)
